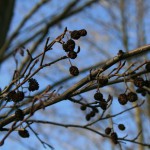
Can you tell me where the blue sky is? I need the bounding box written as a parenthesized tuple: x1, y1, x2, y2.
(0, 0, 150, 150)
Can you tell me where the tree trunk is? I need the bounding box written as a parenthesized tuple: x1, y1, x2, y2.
(0, 0, 15, 49)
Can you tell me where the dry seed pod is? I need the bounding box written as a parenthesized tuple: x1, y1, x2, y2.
(111, 132, 118, 144)
(99, 100, 107, 110)
(18, 129, 30, 138)
(15, 109, 24, 121)
(85, 114, 91, 121)
(92, 107, 99, 113)
(15, 91, 24, 102)
(118, 124, 125, 131)
(62, 43, 69, 52)
(89, 111, 96, 117)
(94, 92, 103, 101)
(28, 78, 39, 92)
(98, 78, 108, 86)
(8, 91, 17, 101)
(105, 127, 111, 135)
(127, 92, 138, 102)
(68, 51, 77, 59)
(66, 39, 75, 51)
(118, 94, 128, 105)
(134, 77, 145, 88)
(71, 30, 81, 40)
(80, 105, 86, 111)
(78, 29, 87, 36)
(69, 66, 79, 76)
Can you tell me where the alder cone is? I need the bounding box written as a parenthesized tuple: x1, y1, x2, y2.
(127, 92, 138, 102)
(71, 30, 81, 40)
(99, 100, 107, 110)
(28, 78, 39, 92)
(80, 105, 86, 111)
(92, 107, 99, 113)
(62, 43, 69, 52)
(69, 66, 79, 76)
(111, 132, 118, 144)
(94, 92, 103, 101)
(118, 124, 125, 131)
(118, 94, 128, 105)
(15, 109, 24, 121)
(8, 91, 24, 102)
(89, 111, 95, 117)
(105, 127, 111, 135)
(134, 77, 145, 88)
(98, 78, 108, 86)
(68, 51, 77, 59)
(78, 29, 87, 36)
(85, 114, 91, 121)
(14, 91, 24, 102)
(8, 91, 16, 101)
(18, 129, 30, 138)
(66, 39, 75, 50)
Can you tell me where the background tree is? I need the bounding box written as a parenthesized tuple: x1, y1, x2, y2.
(0, 0, 150, 150)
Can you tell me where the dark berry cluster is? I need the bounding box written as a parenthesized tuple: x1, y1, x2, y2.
(63, 39, 75, 52)
(28, 78, 39, 92)
(80, 103, 99, 121)
(79, 91, 110, 121)
(94, 91, 108, 110)
(105, 127, 118, 144)
(62, 29, 87, 76)
(104, 123, 126, 144)
(118, 92, 138, 105)
(62, 39, 80, 60)
(133, 77, 150, 96)
(8, 91, 24, 102)
(71, 29, 87, 40)
(85, 107, 99, 121)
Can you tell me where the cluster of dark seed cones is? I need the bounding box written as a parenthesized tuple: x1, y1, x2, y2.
(80, 90, 110, 121)
(105, 124, 125, 144)
(18, 129, 30, 138)
(7, 78, 39, 137)
(15, 109, 24, 121)
(8, 91, 24, 102)
(8, 78, 39, 103)
(5, 29, 87, 141)
(118, 92, 138, 105)
(62, 29, 87, 76)
(80, 101, 99, 121)
(118, 75, 150, 105)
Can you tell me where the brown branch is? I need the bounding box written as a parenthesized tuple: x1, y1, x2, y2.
(0, 44, 150, 129)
